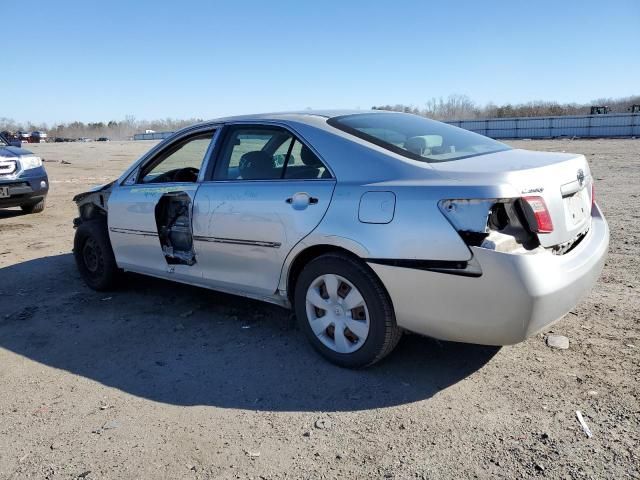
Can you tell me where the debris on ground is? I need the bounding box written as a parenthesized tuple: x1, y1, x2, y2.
(103, 420, 120, 429)
(314, 419, 332, 430)
(546, 334, 569, 350)
(576, 411, 593, 438)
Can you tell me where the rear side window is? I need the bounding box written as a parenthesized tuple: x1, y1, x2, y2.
(328, 112, 510, 162)
(214, 126, 330, 180)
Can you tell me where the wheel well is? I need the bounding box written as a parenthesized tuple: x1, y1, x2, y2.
(286, 245, 362, 303)
(78, 203, 107, 222)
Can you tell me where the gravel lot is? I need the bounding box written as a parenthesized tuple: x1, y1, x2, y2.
(0, 139, 638, 479)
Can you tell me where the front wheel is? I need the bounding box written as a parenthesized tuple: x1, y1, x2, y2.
(73, 220, 119, 291)
(294, 253, 402, 368)
(21, 198, 45, 214)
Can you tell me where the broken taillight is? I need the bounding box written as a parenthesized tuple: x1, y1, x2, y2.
(522, 196, 554, 233)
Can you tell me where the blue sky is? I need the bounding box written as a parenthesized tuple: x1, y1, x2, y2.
(3, 0, 639, 124)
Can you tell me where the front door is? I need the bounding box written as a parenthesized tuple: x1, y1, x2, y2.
(192, 125, 335, 296)
(108, 129, 216, 282)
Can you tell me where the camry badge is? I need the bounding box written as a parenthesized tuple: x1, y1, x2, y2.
(577, 169, 585, 186)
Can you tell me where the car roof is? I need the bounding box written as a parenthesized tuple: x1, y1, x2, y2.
(201, 109, 389, 126)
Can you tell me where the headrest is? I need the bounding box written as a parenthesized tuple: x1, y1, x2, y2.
(404, 136, 429, 156)
(404, 135, 443, 156)
(239, 151, 275, 179)
(300, 145, 322, 167)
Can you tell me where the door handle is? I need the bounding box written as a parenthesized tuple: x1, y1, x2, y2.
(286, 192, 318, 210)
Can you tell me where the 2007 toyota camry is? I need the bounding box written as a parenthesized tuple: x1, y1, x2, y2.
(72, 111, 609, 367)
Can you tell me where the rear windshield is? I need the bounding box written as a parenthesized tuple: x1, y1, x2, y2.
(328, 112, 510, 162)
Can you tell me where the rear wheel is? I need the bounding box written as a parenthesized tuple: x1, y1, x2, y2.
(21, 198, 45, 214)
(294, 252, 402, 368)
(74, 219, 119, 291)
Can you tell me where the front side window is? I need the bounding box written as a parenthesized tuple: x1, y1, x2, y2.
(328, 112, 510, 162)
(140, 132, 214, 183)
(215, 126, 330, 180)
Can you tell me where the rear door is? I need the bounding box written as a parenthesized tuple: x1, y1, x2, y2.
(192, 124, 336, 295)
(108, 128, 217, 281)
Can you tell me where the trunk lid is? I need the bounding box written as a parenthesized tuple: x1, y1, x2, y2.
(431, 148, 594, 248)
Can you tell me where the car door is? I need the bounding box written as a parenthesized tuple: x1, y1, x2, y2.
(108, 127, 218, 282)
(192, 124, 336, 296)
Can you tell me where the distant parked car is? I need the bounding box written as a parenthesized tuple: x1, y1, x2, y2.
(0, 132, 48, 213)
(72, 111, 608, 367)
(30, 131, 47, 143)
(97, 137, 110, 142)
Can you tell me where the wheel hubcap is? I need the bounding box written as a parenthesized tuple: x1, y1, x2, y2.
(305, 274, 370, 354)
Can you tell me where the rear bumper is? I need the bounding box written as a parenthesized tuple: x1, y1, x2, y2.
(0, 168, 49, 208)
(368, 204, 609, 345)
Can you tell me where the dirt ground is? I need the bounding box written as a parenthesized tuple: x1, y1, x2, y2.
(0, 139, 638, 480)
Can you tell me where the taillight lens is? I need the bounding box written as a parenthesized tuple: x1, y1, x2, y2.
(591, 182, 595, 208)
(522, 196, 554, 233)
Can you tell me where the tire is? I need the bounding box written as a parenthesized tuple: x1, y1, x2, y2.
(21, 198, 45, 214)
(294, 252, 402, 368)
(73, 219, 119, 291)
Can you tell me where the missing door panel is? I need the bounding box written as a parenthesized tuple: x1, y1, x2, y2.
(154, 192, 196, 266)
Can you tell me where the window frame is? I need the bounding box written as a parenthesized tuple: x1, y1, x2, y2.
(136, 130, 218, 185)
(121, 127, 219, 186)
(204, 122, 334, 183)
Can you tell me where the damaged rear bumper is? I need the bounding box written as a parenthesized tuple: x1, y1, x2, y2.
(368, 204, 609, 345)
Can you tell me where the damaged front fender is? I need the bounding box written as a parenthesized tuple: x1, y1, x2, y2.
(73, 181, 115, 224)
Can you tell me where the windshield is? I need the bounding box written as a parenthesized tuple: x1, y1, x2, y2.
(0, 134, 8, 147)
(328, 112, 510, 162)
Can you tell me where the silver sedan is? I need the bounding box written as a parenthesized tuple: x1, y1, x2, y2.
(73, 111, 609, 367)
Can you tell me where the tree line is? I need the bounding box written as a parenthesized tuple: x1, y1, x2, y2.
(0, 116, 203, 141)
(372, 94, 640, 120)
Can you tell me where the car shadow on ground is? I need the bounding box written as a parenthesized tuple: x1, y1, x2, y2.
(0, 254, 499, 412)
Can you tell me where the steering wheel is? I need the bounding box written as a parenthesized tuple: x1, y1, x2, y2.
(173, 167, 199, 182)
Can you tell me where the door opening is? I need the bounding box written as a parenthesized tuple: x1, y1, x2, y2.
(155, 192, 196, 265)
